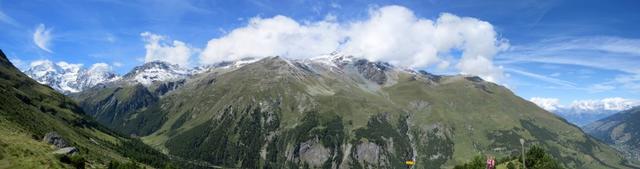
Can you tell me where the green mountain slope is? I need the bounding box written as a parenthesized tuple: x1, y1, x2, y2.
(0, 50, 170, 168)
(584, 106, 640, 164)
(75, 56, 635, 169)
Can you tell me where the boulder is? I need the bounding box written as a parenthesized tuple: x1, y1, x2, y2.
(42, 132, 70, 148)
(53, 147, 78, 155)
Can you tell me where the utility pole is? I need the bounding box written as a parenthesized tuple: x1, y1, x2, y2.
(520, 138, 526, 169)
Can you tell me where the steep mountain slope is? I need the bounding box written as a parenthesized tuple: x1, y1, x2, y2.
(0, 50, 170, 168)
(24, 60, 119, 93)
(584, 106, 640, 162)
(75, 55, 635, 169)
(70, 61, 192, 136)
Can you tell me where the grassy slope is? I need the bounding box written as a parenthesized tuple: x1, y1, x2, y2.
(0, 50, 168, 168)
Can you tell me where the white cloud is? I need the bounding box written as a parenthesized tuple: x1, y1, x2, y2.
(8, 57, 26, 70)
(570, 97, 639, 112)
(530, 97, 640, 113)
(88, 63, 112, 73)
(587, 84, 615, 93)
(105, 34, 117, 43)
(112, 62, 123, 67)
(614, 74, 640, 92)
(505, 68, 576, 88)
(200, 5, 508, 82)
(330, 2, 341, 8)
(531, 36, 640, 56)
(141, 32, 194, 67)
(200, 15, 343, 64)
(33, 24, 53, 53)
(0, 10, 18, 26)
(530, 97, 562, 111)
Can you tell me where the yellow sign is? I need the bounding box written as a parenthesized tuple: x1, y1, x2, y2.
(405, 160, 415, 166)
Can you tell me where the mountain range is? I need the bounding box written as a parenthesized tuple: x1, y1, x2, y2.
(61, 53, 636, 168)
(584, 106, 640, 164)
(0, 50, 170, 168)
(531, 98, 639, 126)
(23, 60, 119, 93)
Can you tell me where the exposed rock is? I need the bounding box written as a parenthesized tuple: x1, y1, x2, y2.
(42, 132, 69, 149)
(418, 70, 442, 82)
(53, 147, 78, 155)
(355, 141, 383, 166)
(153, 79, 186, 96)
(354, 59, 389, 85)
(465, 76, 484, 82)
(299, 137, 331, 167)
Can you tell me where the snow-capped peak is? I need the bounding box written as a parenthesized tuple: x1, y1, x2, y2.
(24, 60, 119, 93)
(569, 97, 639, 112)
(307, 52, 356, 67)
(122, 61, 191, 85)
(530, 97, 640, 126)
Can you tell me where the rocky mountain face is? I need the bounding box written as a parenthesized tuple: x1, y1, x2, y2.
(0, 50, 170, 168)
(72, 54, 636, 169)
(23, 60, 119, 93)
(121, 61, 191, 86)
(584, 106, 640, 162)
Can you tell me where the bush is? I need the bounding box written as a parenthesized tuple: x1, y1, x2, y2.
(108, 160, 142, 169)
(69, 155, 86, 169)
(525, 145, 563, 169)
(506, 162, 516, 169)
(455, 146, 563, 169)
(453, 155, 485, 169)
(57, 154, 86, 169)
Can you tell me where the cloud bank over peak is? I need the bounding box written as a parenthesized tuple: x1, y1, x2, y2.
(200, 5, 509, 82)
(530, 97, 562, 111)
(141, 32, 195, 67)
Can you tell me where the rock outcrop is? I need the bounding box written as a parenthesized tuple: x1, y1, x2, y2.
(42, 132, 69, 149)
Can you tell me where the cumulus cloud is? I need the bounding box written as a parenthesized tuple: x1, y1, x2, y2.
(200, 15, 343, 64)
(530, 97, 562, 111)
(200, 5, 508, 82)
(141, 32, 194, 67)
(33, 24, 53, 53)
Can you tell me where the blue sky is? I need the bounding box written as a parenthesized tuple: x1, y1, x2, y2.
(1, 0, 639, 105)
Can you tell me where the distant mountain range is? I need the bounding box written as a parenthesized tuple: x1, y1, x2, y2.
(23, 60, 119, 93)
(584, 106, 640, 163)
(23, 58, 262, 94)
(531, 97, 639, 126)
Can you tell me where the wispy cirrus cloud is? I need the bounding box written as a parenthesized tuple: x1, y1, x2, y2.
(498, 36, 640, 92)
(498, 36, 640, 74)
(0, 9, 18, 27)
(505, 68, 576, 88)
(33, 24, 53, 53)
